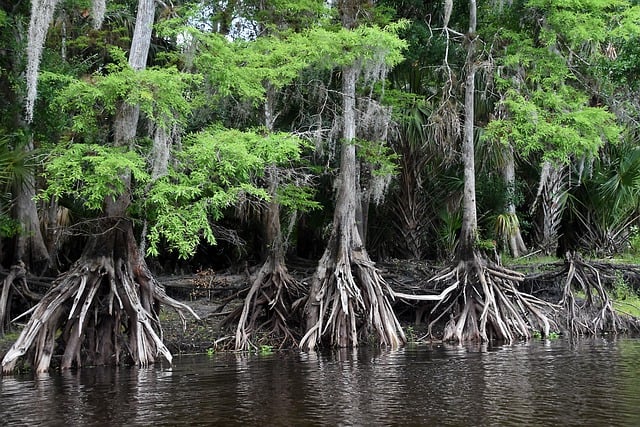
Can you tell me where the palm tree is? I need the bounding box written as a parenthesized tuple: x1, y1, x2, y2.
(566, 140, 640, 256)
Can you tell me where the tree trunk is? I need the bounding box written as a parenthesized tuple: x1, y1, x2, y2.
(457, 0, 478, 260)
(393, 0, 556, 344)
(113, 0, 154, 150)
(230, 81, 305, 350)
(25, 0, 60, 122)
(231, 168, 304, 350)
(13, 140, 49, 273)
(1, 0, 200, 373)
(503, 145, 527, 257)
(302, 63, 405, 350)
(0, 262, 27, 335)
(531, 161, 568, 256)
(7, 1, 52, 273)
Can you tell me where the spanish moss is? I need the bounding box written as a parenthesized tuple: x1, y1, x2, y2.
(25, 0, 60, 123)
(92, 0, 107, 29)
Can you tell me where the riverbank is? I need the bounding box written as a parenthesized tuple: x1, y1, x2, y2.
(2, 257, 640, 362)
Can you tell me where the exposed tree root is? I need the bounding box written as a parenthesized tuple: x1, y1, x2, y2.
(302, 243, 406, 351)
(397, 252, 557, 343)
(1, 262, 41, 336)
(1, 225, 198, 374)
(558, 252, 640, 337)
(226, 255, 305, 351)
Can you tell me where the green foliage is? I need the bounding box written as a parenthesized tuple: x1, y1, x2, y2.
(484, 87, 620, 163)
(598, 145, 640, 213)
(382, 89, 431, 133)
(40, 143, 149, 211)
(0, 215, 20, 239)
(602, 37, 640, 89)
(526, 0, 640, 46)
(437, 209, 462, 256)
(565, 138, 640, 255)
(532, 330, 560, 339)
(356, 138, 399, 177)
(0, 137, 34, 237)
(404, 325, 416, 343)
(277, 184, 320, 212)
(483, 1, 629, 163)
(172, 20, 407, 105)
(259, 344, 273, 355)
(611, 273, 640, 318)
(49, 60, 201, 140)
(628, 226, 640, 255)
(145, 127, 310, 258)
(526, 0, 626, 45)
(474, 238, 497, 251)
(494, 212, 521, 242)
(0, 136, 33, 190)
(478, 0, 640, 257)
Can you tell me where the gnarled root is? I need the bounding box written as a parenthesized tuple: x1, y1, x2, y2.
(2, 251, 198, 374)
(227, 256, 305, 351)
(400, 252, 557, 343)
(559, 252, 637, 337)
(301, 246, 405, 351)
(1, 262, 40, 336)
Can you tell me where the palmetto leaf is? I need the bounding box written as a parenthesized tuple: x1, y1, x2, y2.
(599, 146, 640, 212)
(0, 137, 35, 192)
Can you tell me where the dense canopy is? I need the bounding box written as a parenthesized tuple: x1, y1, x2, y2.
(1, 0, 640, 371)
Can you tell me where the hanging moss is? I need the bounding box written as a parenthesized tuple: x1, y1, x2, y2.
(25, 0, 60, 122)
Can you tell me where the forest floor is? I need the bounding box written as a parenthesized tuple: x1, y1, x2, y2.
(2, 257, 640, 360)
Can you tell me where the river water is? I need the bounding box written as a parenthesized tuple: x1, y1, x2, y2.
(2, 337, 640, 426)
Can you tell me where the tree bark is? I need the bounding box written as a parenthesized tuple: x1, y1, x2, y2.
(230, 79, 305, 350)
(405, 0, 556, 344)
(531, 161, 567, 256)
(13, 140, 49, 273)
(503, 145, 527, 257)
(301, 0, 405, 350)
(302, 62, 404, 350)
(457, 0, 478, 260)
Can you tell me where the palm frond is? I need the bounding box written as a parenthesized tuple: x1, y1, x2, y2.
(0, 137, 36, 192)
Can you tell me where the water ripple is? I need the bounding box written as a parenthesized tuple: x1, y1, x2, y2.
(2, 338, 640, 426)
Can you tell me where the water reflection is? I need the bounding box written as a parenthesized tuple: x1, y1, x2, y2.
(2, 338, 640, 426)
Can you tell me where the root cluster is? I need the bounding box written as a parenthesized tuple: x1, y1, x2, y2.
(396, 252, 557, 343)
(2, 253, 197, 374)
(301, 246, 405, 350)
(1, 262, 41, 336)
(226, 256, 305, 351)
(558, 252, 639, 336)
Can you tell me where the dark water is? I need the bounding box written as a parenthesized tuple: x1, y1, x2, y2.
(2, 338, 640, 426)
